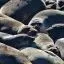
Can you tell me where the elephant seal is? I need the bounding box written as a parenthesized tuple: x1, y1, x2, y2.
(55, 38, 64, 60)
(0, 43, 32, 64)
(0, 17, 24, 34)
(0, 32, 36, 49)
(0, 13, 25, 34)
(34, 33, 54, 50)
(0, 0, 46, 24)
(0, 13, 37, 35)
(20, 47, 64, 64)
(28, 9, 64, 32)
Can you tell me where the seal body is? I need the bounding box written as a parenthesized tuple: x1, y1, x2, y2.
(55, 38, 64, 60)
(1, 0, 46, 24)
(28, 10, 64, 32)
(0, 32, 35, 49)
(47, 24, 64, 42)
(0, 43, 32, 64)
(21, 47, 64, 64)
(34, 33, 54, 50)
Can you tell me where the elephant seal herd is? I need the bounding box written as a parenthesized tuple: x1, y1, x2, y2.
(0, 0, 64, 64)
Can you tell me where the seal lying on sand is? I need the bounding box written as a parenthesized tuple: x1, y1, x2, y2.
(0, 13, 37, 35)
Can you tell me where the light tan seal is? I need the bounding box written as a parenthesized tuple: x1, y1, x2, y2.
(0, 13, 37, 35)
(34, 33, 54, 50)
